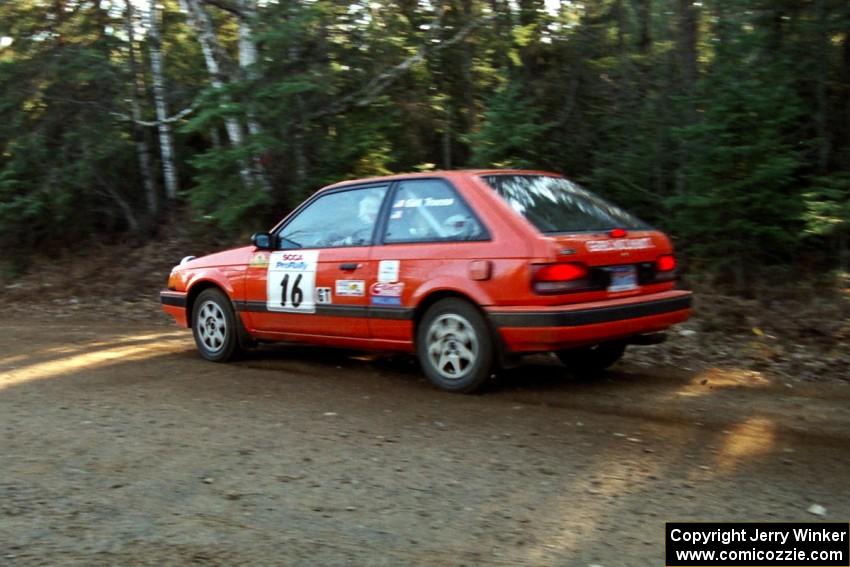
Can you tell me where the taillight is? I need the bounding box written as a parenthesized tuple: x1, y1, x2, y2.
(609, 228, 627, 238)
(532, 263, 591, 294)
(657, 254, 676, 272)
(653, 254, 677, 282)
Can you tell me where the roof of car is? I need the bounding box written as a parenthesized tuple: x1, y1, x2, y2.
(321, 169, 564, 191)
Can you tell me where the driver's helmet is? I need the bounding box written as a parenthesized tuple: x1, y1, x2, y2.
(358, 194, 380, 225)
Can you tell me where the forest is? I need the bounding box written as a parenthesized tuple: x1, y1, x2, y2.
(1, 0, 848, 293)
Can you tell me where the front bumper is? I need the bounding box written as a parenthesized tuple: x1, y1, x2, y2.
(487, 290, 692, 353)
(160, 290, 188, 327)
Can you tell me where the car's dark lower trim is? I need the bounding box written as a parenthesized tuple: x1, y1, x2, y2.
(488, 295, 692, 328)
(160, 291, 187, 308)
(232, 300, 414, 320)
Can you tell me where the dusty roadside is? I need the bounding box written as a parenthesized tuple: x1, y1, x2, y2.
(1, 315, 849, 566)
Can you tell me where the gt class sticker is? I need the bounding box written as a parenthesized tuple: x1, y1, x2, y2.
(370, 281, 404, 306)
(315, 287, 332, 304)
(586, 237, 653, 252)
(335, 280, 365, 297)
(267, 250, 319, 313)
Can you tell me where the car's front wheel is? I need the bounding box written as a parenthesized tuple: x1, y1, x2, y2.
(557, 341, 626, 375)
(192, 288, 241, 362)
(417, 298, 494, 393)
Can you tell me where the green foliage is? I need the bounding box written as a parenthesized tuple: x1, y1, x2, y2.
(470, 81, 554, 168)
(0, 0, 849, 286)
(667, 9, 806, 281)
(803, 174, 850, 236)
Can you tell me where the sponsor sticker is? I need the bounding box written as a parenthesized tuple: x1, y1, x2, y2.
(371, 282, 404, 297)
(315, 287, 332, 304)
(249, 252, 269, 268)
(370, 281, 404, 307)
(393, 197, 455, 208)
(586, 237, 653, 252)
(335, 279, 365, 297)
(377, 260, 400, 282)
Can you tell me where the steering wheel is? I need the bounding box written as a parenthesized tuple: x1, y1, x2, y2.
(348, 227, 373, 245)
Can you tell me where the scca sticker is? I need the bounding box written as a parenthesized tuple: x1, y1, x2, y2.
(370, 281, 404, 306)
(586, 238, 653, 252)
(267, 250, 319, 313)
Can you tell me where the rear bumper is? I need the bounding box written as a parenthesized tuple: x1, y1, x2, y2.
(488, 290, 692, 353)
(160, 291, 188, 327)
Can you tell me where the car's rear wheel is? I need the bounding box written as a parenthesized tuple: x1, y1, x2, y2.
(192, 288, 241, 362)
(417, 298, 494, 393)
(557, 341, 626, 375)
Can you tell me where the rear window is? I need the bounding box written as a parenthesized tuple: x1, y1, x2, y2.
(482, 174, 650, 234)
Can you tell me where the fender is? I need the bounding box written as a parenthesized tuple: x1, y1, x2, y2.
(410, 275, 495, 308)
(185, 268, 239, 298)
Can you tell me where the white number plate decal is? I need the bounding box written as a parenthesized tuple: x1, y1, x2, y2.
(267, 251, 320, 313)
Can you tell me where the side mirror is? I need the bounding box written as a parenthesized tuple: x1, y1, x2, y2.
(251, 232, 273, 250)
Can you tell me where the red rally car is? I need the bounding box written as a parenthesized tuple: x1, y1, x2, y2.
(161, 170, 692, 392)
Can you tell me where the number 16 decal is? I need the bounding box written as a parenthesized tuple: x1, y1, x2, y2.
(267, 250, 319, 313)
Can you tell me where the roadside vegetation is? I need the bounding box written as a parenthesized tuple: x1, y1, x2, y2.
(0, 0, 848, 297)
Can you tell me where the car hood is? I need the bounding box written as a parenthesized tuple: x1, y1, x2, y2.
(180, 245, 255, 270)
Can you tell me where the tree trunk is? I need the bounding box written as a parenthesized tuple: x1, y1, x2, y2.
(442, 103, 452, 169)
(238, 0, 272, 192)
(614, 0, 625, 53)
(125, 0, 158, 219)
(148, 0, 180, 201)
(460, 0, 475, 163)
(633, 0, 651, 54)
(677, 0, 699, 94)
(675, 0, 699, 196)
(287, 25, 308, 189)
(181, 0, 254, 189)
(814, 0, 831, 173)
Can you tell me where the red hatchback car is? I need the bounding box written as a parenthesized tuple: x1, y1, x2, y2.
(161, 170, 692, 392)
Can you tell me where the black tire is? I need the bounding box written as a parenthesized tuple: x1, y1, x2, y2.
(191, 288, 241, 362)
(557, 341, 626, 375)
(416, 298, 494, 393)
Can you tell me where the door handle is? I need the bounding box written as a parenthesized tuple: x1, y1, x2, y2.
(339, 262, 360, 271)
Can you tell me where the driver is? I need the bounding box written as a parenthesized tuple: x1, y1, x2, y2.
(358, 194, 380, 226)
(328, 193, 381, 246)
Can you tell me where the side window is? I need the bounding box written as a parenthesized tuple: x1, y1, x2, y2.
(384, 180, 487, 243)
(278, 186, 388, 249)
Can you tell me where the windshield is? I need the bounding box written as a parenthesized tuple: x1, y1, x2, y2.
(482, 174, 650, 233)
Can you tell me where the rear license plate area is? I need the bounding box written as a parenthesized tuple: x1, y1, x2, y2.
(606, 265, 638, 292)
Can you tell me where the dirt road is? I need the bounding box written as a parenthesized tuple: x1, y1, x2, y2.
(1, 316, 849, 566)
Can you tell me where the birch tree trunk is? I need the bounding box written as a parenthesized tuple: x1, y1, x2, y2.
(237, 0, 272, 192)
(181, 0, 254, 189)
(125, 0, 158, 218)
(148, 0, 179, 201)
